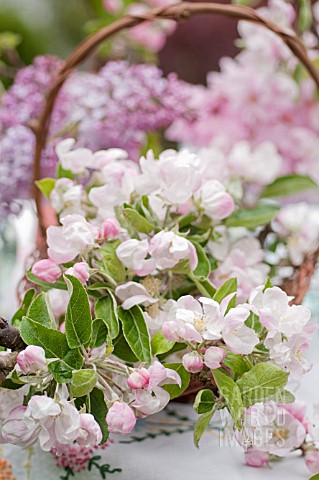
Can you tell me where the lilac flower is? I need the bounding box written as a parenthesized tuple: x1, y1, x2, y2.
(0, 58, 194, 217)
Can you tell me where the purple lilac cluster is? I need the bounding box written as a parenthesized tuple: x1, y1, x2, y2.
(60, 61, 194, 156)
(0, 57, 194, 217)
(0, 56, 63, 216)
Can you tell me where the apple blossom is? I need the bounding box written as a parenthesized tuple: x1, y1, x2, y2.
(132, 361, 181, 416)
(50, 178, 85, 218)
(195, 180, 235, 220)
(115, 281, 157, 310)
(227, 141, 282, 185)
(204, 346, 226, 369)
(106, 402, 136, 434)
(89, 161, 137, 220)
(162, 296, 222, 344)
(17, 345, 47, 375)
(209, 237, 269, 302)
(116, 239, 155, 276)
(272, 203, 319, 266)
(222, 306, 259, 355)
(136, 149, 202, 204)
(65, 262, 90, 284)
(47, 214, 98, 264)
(250, 286, 311, 338)
(182, 352, 204, 373)
(31, 259, 61, 283)
(25, 396, 81, 454)
(56, 139, 93, 174)
(100, 217, 121, 240)
(237, 402, 307, 457)
(148, 231, 198, 271)
(1, 406, 40, 447)
(76, 414, 102, 447)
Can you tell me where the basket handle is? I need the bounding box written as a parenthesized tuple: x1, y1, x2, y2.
(32, 1, 319, 231)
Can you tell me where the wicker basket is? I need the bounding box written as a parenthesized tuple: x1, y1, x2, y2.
(27, 1, 319, 398)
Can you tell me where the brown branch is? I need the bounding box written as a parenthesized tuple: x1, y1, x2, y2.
(0, 318, 27, 385)
(0, 318, 26, 352)
(0, 352, 19, 385)
(280, 247, 319, 305)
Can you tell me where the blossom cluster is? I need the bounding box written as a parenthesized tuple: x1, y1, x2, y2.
(0, 140, 316, 462)
(236, 400, 319, 475)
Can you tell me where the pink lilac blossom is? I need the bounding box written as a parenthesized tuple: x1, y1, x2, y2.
(167, 0, 319, 190)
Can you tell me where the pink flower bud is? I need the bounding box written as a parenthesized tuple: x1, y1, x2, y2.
(305, 450, 319, 474)
(127, 368, 150, 389)
(17, 345, 47, 374)
(2, 406, 40, 447)
(204, 346, 226, 369)
(100, 218, 121, 240)
(182, 352, 203, 373)
(106, 402, 136, 434)
(31, 259, 61, 283)
(66, 262, 90, 284)
(245, 448, 270, 468)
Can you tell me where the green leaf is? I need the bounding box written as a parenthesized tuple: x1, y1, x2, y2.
(194, 389, 215, 414)
(162, 363, 190, 400)
(11, 289, 36, 327)
(36, 178, 56, 198)
(269, 388, 295, 404)
(157, 342, 187, 362)
(26, 271, 67, 291)
(95, 293, 119, 340)
(123, 207, 154, 233)
(191, 241, 211, 280)
(118, 306, 151, 364)
(222, 350, 251, 376)
(309, 474, 319, 480)
(194, 410, 214, 448)
(48, 360, 73, 383)
(28, 292, 56, 328)
(65, 275, 92, 349)
(151, 331, 175, 356)
(263, 278, 273, 291)
(135, 195, 155, 222)
(225, 204, 280, 229)
(56, 163, 74, 180)
(298, 0, 312, 32)
(90, 318, 108, 349)
(236, 362, 289, 407)
(213, 278, 237, 304)
(213, 369, 243, 428)
(245, 312, 263, 335)
(99, 241, 126, 284)
(90, 388, 109, 444)
(20, 317, 83, 369)
(70, 369, 98, 397)
(260, 174, 317, 199)
(113, 327, 139, 363)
